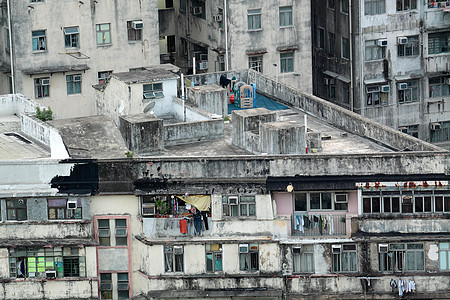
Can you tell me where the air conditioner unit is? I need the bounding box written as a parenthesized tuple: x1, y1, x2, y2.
(131, 21, 144, 30)
(45, 270, 57, 279)
(142, 203, 156, 216)
(292, 246, 302, 254)
(228, 196, 239, 205)
(445, 77, 450, 85)
(398, 82, 408, 90)
(239, 243, 249, 253)
(430, 122, 441, 130)
(67, 200, 77, 209)
(332, 245, 342, 254)
(381, 85, 390, 93)
(213, 14, 223, 22)
(196, 61, 209, 70)
(397, 37, 408, 45)
(335, 194, 348, 203)
(174, 246, 183, 255)
(193, 7, 202, 15)
(73, 75, 82, 82)
(377, 39, 388, 47)
(378, 244, 389, 253)
(41, 79, 50, 86)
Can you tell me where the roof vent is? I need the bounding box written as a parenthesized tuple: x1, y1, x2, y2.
(321, 135, 332, 140)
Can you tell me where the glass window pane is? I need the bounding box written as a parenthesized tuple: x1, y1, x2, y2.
(215, 253, 222, 271)
(416, 251, 424, 270)
(206, 253, 213, 271)
(248, 204, 256, 216)
(439, 250, 447, 269)
(322, 193, 332, 209)
(310, 193, 321, 209)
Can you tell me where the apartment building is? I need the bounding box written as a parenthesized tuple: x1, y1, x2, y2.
(158, 0, 312, 93)
(0, 0, 160, 119)
(312, 0, 450, 149)
(1, 69, 450, 299)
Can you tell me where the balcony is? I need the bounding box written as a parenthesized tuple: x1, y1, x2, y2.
(291, 213, 347, 236)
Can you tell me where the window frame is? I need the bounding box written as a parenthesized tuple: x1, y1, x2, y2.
(292, 245, 314, 273)
(127, 20, 143, 41)
(366, 85, 388, 106)
(205, 244, 223, 273)
(342, 37, 350, 60)
(248, 55, 263, 72)
(293, 192, 349, 212)
(439, 242, 450, 270)
(280, 51, 294, 73)
(100, 273, 113, 299)
(66, 74, 82, 95)
(365, 40, 386, 61)
(96, 23, 111, 46)
(340, 0, 349, 14)
(429, 76, 450, 98)
(143, 82, 164, 99)
(317, 27, 325, 50)
(34, 77, 50, 99)
(332, 244, 358, 272)
(63, 26, 79, 48)
(48, 198, 82, 220)
(397, 36, 419, 57)
(222, 195, 256, 218)
(397, 80, 418, 103)
(279, 6, 293, 27)
(428, 31, 450, 55)
(379, 243, 424, 272)
(32, 30, 47, 52)
(431, 121, 450, 143)
(98, 71, 112, 85)
(164, 245, 184, 273)
(396, 0, 417, 11)
(247, 9, 262, 31)
(364, 0, 385, 15)
(6, 199, 27, 221)
(239, 243, 259, 272)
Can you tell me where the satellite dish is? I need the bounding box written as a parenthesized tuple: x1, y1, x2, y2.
(143, 100, 155, 114)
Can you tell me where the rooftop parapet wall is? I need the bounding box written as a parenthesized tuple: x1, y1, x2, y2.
(247, 69, 444, 152)
(164, 119, 224, 146)
(0, 94, 41, 116)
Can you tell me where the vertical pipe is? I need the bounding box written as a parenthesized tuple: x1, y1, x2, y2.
(349, 0, 353, 112)
(7, 0, 15, 94)
(181, 73, 185, 99)
(193, 57, 196, 75)
(224, 0, 229, 71)
(304, 114, 308, 154)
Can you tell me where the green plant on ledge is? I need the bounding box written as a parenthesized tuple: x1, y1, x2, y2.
(36, 106, 53, 122)
(155, 199, 171, 215)
(223, 115, 230, 122)
(125, 151, 134, 158)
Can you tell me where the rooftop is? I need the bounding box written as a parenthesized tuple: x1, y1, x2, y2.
(112, 68, 179, 84)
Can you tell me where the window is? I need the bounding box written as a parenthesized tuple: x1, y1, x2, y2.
(398, 36, 419, 57)
(429, 77, 450, 97)
(328, 32, 335, 55)
(293, 245, 314, 273)
(428, 31, 450, 54)
(332, 244, 357, 272)
(249, 55, 263, 72)
(180, 0, 186, 12)
(66, 74, 82, 95)
(222, 195, 256, 217)
(365, 0, 385, 15)
(34, 77, 50, 98)
(440, 243, 450, 270)
(398, 80, 418, 103)
(431, 121, 450, 142)
(294, 192, 349, 211)
(328, 0, 336, 9)
(9, 247, 85, 278)
(98, 71, 112, 85)
(98, 219, 111, 246)
(366, 85, 387, 106)
(127, 21, 142, 41)
(217, 8, 224, 29)
(115, 219, 128, 246)
(342, 37, 350, 59)
(363, 190, 450, 214)
(396, 0, 417, 11)
(341, 0, 349, 13)
(399, 125, 419, 138)
(239, 243, 259, 271)
(143, 83, 164, 99)
(64, 27, 79, 48)
(164, 245, 184, 272)
(100, 273, 112, 299)
(48, 198, 82, 220)
(117, 273, 129, 299)
(32, 30, 46, 52)
(6, 199, 27, 221)
(379, 243, 424, 272)
(206, 244, 222, 272)
(96, 23, 111, 46)
(317, 27, 325, 49)
(191, 0, 206, 19)
(365, 40, 385, 61)
(279, 6, 292, 27)
(343, 83, 350, 104)
(327, 83, 336, 99)
(248, 9, 262, 30)
(280, 52, 294, 73)
(30, 0, 44, 2)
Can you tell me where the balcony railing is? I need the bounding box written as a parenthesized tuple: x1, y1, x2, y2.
(292, 213, 347, 236)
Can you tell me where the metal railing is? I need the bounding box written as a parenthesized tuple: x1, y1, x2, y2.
(292, 213, 347, 236)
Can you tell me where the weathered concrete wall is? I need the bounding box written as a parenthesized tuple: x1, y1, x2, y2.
(21, 114, 69, 159)
(98, 248, 129, 271)
(164, 119, 225, 146)
(10, 0, 160, 119)
(0, 94, 40, 116)
(187, 84, 227, 117)
(260, 122, 306, 155)
(247, 69, 443, 152)
(0, 221, 91, 240)
(354, 216, 450, 235)
(119, 114, 164, 155)
(171, 97, 210, 122)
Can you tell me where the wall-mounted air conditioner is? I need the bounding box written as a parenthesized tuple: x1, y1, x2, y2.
(131, 21, 144, 30)
(174, 246, 184, 254)
(41, 79, 50, 86)
(228, 196, 239, 204)
(67, 200, 77, 209)
(381, 85, 390, 92)
(213, 14, 223, 22)
(397, 37, 408, 45)
(73, 75, 82, 82)
(45, 270, 57, 279)
(332, 245, 342, 254)
(377, 39, 388, 47)
(239, 244, 249, 253)
(292, 246, 302, 254)
(430, 122, 441, 130)
(378, 244, 389, 253)
(397, 83, 408, 90)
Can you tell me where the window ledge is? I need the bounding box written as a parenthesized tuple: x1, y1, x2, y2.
(279, 26, 294, 29)
(248, 29, 263, 32)
(97, 44, 113, 48)
(33, 51, 48, 54)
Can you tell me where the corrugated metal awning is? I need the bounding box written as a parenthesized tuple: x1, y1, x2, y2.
(246, 49, 268, 55)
